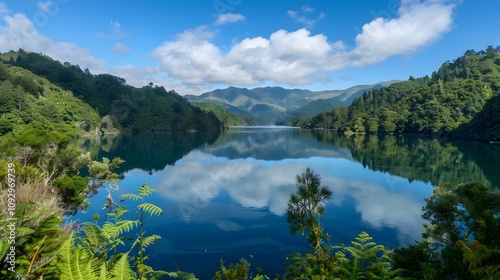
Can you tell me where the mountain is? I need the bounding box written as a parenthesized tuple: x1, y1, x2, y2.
(185, 83, 395, 124)
(290, 82, 396, 119)
(295, 46, 500, 141)
(0, 50, 221, 132)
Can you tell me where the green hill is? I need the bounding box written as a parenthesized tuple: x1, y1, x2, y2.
(190, 102, 256, 126)
(0, 60, 101, 155)
(0, 49, 221, 132)
(295, 46, 500, 141)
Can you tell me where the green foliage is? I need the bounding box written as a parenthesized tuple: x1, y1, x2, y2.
(1, 51, 222, 132)
(0, 201, 67, 279)
(422, 182, 500, 247)
(191, 102, 256, 127)
(0, 60, 101, 160)
(213, 258, 270, 280)
(87, 156, 124, 191)
(332, 232, 399, 279)
(393, 181, 500, 280)
(287, 167, 332, 259)
(57, 182, 183, 280)
(53, 175, 88, 209)
(284, 232, 400, 279)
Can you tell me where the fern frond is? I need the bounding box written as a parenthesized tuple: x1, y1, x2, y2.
(141, 234, 161, 248)
(138, 182, 156, 197)
(98, 262, 108, 280)
(102, 220, 138, 238)
(58, 235, 97, 280)
(15, 227, 35, 237)
(81, 222, 108, 252)
(137, 203, 163, 216)
(109, 253, 135, 280)
(120, 194, 142, 201)
(0, 239, 9, 260)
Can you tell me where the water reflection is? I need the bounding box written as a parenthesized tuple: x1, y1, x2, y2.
(152, 149, 428, 245)
(79, 127, 499, 277)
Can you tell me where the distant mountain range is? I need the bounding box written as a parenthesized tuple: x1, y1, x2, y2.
(185, 81, 398, 124)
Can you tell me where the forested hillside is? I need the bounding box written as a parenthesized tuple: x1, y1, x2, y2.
(0, 50, 222, 132)
(292, 46, 500, 141)
(191, 102, 257, 126)
(0, 61, 101, 156)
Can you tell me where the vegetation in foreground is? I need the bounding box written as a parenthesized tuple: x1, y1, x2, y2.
(1, 157, 499, 279)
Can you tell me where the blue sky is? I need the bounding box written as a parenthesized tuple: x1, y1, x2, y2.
(0, 0, 499, 95)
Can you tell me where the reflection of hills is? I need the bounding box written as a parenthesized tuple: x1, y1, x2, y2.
(89, 128, 498, 189)
(95, 131, 220, 173)
(203, 128, 353, 160)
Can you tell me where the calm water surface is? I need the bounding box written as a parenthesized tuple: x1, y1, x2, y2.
(75, 127, 499, 278)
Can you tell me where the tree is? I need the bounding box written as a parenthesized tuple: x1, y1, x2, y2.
(287, 167, 332, 260)
(422, 182, 500, 247)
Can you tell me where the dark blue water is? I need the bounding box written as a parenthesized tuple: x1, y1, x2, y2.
(73, 127, 499, 279)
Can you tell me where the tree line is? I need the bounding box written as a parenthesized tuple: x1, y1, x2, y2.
(1, 49, 223, 132)
(290, 46, 500, 141)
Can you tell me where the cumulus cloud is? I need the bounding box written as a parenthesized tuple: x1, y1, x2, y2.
(111, 42, 131, 55)
(152, 0, 456, 89)
(214, 13, 246, 25)
(347, 0, 455, 67)
(153, 27, 336, 86)
(0, 12, 105, 72)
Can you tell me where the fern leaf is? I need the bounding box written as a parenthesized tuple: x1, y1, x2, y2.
(58, 235, 97, 280)
(109, 253, 135, 280)
(15, 226, 36, 237)
(141, 234, 161, 248)
(120, 193, 142, 201)
(81, 222, 108, 252)
(0, 239, 9, 260)
(98, 262, 108, 280)
(138, 203, 163, 216)
(138, 182, 156, 197)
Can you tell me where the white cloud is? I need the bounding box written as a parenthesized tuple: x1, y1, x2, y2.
(0, 12, 105, 72)
(111, 42, 131, 55)
(347, 0, 455, 67)
(153, 28, 336, 86)
(152, 0, 456, 90)
(214, 13, 246, 25)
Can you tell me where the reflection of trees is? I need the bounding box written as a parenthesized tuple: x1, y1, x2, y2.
(92, 131, 220, 173)
(88, 128, 499, 189)
(297, 130, 498, 189)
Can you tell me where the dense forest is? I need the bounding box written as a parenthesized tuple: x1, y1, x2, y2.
(0, 50, 222, 132)
(191, 102, 257, 126)
(290, 46, 500, 141)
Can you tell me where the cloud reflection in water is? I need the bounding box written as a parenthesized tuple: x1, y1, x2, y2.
(154, 149, 431, 245)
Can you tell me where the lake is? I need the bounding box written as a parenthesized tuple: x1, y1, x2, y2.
(75, 127, 500, 278)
